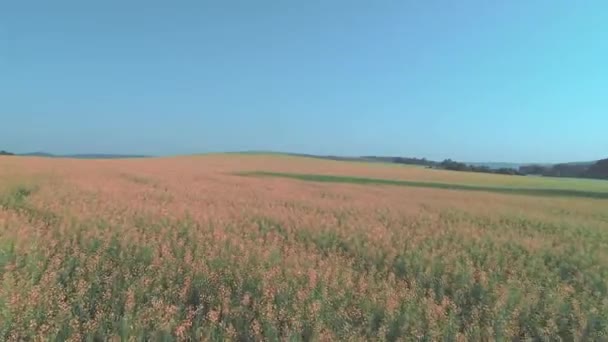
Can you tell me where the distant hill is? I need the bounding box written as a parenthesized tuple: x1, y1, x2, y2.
(65, 154, 150, 159)
(238, 152, 600, 170)
(0, 150, 15, 156)
(20, 152, 55, 157)
(18, 152, 150, 159)
(9, 149, 607, 180)
(247, 152, 608, 180)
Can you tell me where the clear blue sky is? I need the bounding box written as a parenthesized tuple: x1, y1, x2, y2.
(1, 1, 606, 162)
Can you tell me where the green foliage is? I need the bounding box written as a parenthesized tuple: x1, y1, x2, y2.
(440, 159, 523, 175)
(241, 171, 608, 199)
(0, 184, 37, 208)
(586, 159, 608, 179)
(0, 184, 59, 227)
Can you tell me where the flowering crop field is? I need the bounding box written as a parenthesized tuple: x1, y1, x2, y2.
(1, 155, 607, 341)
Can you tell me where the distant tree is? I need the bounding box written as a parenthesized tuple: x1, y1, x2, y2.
(585, 159, 608, 179)
(0, 150, 14, 156)
(495, 168, 523, 176)
(391, 157, 436, 167)
(438, 159, 522, 176)
(519, 165, 548, 175)
(542, 164, 588, 178)
(470, 165, 491, 173)
(440, 159, 470, 171)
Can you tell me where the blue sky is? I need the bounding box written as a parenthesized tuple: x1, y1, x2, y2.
(1, 1, 606, 162)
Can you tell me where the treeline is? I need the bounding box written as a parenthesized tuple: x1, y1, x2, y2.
(371, 155, 608, 180)
(520, 159, 608, 180)
(587, 159, 608, 179)
(389, 157, 435, 167)
(439, 158, 608, 180)
(0, 150, 15, 156)
(438, 159, 523, 175)
(361, 156, 435, 166)
(365, 156, 524, 175)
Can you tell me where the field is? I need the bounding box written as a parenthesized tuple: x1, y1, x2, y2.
(1, 155, 607, 341)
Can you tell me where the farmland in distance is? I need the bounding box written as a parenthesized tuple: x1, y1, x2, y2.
(1, 154, 607, 340)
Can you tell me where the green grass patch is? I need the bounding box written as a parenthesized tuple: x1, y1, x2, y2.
(0, 184, 39, 208)
(0, 184, 59, 226)
(239, 172, 608, 200)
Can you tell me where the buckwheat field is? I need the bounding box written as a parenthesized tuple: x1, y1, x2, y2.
(1, 155, 607, 341)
